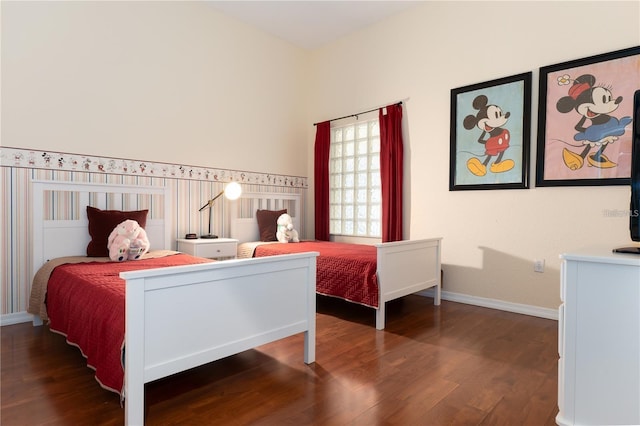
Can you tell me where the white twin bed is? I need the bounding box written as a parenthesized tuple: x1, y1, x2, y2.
(230, 191, 442, 330)
(29, 180, 317, 426)
(29, 180, 442, 425)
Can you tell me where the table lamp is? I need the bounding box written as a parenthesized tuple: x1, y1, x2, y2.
(198, 181, 242, 239)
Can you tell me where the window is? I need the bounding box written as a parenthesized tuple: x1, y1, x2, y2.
(329, 117, 381, 237)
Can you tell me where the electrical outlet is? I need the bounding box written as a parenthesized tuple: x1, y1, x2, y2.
(534, 259, 545, 273)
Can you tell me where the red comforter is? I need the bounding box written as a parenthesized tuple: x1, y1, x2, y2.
(253, 241, 379, 308)
(46, 254, 212, 396)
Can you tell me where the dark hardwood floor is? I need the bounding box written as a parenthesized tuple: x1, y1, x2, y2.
(1, 296, 559, 425)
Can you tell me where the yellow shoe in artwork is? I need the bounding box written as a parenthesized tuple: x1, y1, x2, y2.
(562, 148, 584, 170)
(467, 157, 486, 176)
(587, 154, 617, 168)
(490, 159, 515, 173)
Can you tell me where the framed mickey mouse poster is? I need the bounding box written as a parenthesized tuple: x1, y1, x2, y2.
(449, 72, 532, 191)
(536, 46, 640, 187)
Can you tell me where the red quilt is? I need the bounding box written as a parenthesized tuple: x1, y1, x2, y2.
(253, 241, 379, 308)
(46, 254, 212, 396)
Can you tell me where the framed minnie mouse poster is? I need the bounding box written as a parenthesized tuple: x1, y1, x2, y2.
(536, 46, 640, 187)
(449, 72, 532, 191)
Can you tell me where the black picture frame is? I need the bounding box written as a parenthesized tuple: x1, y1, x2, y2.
(536, 46, 640, 187)
(449, 72, 531, 191)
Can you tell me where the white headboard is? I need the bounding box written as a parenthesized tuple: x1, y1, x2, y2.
(229, 191, 301, 243)
(31, 179, 171, 280)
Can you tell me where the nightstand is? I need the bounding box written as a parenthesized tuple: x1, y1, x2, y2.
(176, 238, 238, 260)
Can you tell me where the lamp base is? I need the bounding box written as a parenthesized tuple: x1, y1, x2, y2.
(200, 234, 219, 239)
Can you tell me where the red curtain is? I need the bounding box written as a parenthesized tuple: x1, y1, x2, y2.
(379, 104, 403, 242)
(314, 121, 331, 241)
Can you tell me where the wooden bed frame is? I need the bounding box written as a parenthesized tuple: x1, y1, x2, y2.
(230, 191, 442, 330)
(30, 180, 318, 425)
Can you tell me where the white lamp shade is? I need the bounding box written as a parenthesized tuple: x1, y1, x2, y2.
(224, 182, 242, 200)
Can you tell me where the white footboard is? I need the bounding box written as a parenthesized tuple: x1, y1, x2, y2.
(121, 252, 318, 426)
(375, 238, 442, 330)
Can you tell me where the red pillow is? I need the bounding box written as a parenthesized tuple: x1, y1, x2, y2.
(86, 206, 148, 257)
(256, 209, 286, 242)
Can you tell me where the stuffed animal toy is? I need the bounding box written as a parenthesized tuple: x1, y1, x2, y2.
(107, 219, 150, 261)
(276, 213, 299, 243)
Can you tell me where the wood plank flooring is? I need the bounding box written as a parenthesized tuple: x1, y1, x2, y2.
(1, 296, 559, 425)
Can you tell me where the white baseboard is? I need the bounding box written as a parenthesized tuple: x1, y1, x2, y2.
(2, 292, 559, 327)
(1, 311, 36, 326)
(417, 289, 558, 321)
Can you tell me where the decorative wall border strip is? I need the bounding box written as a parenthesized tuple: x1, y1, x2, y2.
(0, 146, 308, 188)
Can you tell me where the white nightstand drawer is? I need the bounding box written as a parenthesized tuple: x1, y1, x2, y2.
(176, 238, 238, 260)
(194, 241, 236, 258)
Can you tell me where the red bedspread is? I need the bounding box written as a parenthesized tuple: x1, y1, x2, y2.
(253, 241, 379, 308)
(46, 253, 212, 396)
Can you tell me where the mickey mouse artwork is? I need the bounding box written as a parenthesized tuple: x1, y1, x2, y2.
(450, 72, 531, 190)
(463, 95, 515, 177)
(555, 73, 632, 171)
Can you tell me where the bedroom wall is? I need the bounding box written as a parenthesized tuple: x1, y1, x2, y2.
(2, 1, 638, 322)
(0, 1, 311, 323)
(306, 1, 640, 313)
(1, 0, 310, 177)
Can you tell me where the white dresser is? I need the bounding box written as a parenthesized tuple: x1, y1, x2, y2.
(557, 247, 640, 426)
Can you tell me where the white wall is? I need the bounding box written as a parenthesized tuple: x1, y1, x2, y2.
(2, 1, 638, 314)
(307, 1, 640, 310)
(1, 1, 310, 177)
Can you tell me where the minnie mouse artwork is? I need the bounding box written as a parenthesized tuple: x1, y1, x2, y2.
(555, 74, 632, 171)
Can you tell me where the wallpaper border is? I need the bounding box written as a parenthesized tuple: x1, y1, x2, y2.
(0, 146, 308, 188)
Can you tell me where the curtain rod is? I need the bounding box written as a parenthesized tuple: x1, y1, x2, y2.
(313, 100, 406, 126)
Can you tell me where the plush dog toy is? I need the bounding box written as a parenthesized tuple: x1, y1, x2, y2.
(276, 213, 299, 243)
(107, 219, 150, 261)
